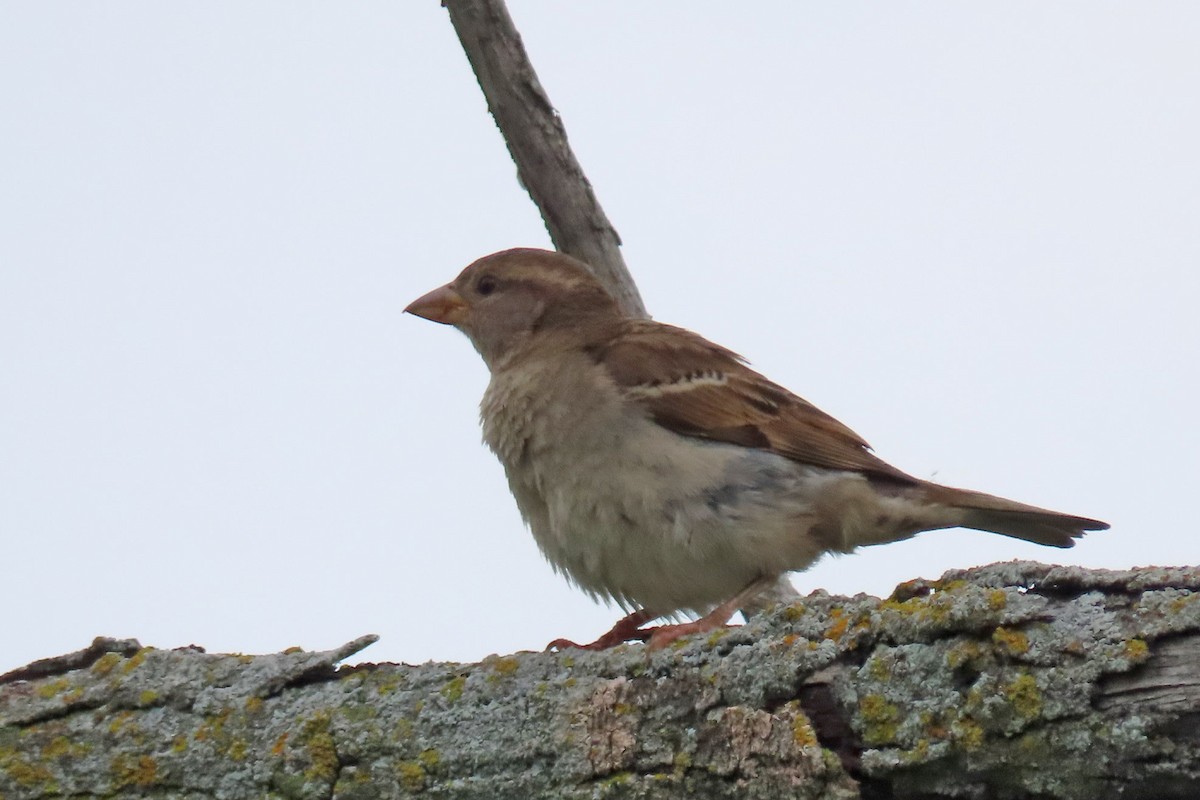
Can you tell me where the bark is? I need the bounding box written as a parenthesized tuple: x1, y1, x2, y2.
(2, 562, 1198, 799)
(442, 0, 647, 318)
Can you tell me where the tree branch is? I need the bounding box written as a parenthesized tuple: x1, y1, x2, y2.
(3, 563, 1197, 799)
(442, 0, 648, 318)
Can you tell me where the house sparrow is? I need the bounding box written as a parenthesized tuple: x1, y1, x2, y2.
(406, 248, 1108, 649)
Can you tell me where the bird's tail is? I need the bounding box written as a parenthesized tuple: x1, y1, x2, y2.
(922, 483, 1109, 548)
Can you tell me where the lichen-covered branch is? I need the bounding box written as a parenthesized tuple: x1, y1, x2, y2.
(442, 0, 647, 318)
(2, 563, 1198, 799)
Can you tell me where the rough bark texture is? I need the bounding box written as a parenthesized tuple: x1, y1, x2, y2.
(443, 0, 648, 318)
(2, 562, 1198, 799)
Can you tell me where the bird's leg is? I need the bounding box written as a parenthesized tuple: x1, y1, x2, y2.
(646, 576, 779, 651)
(546, 608, 659, 651)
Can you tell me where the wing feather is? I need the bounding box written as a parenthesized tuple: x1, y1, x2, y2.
(590, 320, 915, 483)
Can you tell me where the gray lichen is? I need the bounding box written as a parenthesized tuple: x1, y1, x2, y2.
(1, 562, 1197, 799)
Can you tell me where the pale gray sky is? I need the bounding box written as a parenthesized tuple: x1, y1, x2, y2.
(2, 2, 1197, 672)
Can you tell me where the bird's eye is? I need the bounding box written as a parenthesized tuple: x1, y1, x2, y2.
(476, 275, 498, 296)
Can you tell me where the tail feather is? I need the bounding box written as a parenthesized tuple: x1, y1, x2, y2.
(922, 483, 1109, 548)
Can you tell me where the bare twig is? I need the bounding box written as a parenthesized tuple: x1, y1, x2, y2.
(443, 0, 648, 318)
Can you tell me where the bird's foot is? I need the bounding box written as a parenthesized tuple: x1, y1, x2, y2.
(546, 609, 657, 651)
(645, 619, 734, 650)
(644, 575, 781, 650)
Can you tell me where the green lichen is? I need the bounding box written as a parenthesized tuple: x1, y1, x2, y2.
(40, 736, 72, 759)
(35, 678, 70, 699)
(952, 717, 985, 750)
(441, 675, 467, 703)
(194, 708, 231, 743)
(866, 653, 891, 682)
(1004, 672, 1043, 719)
(394, 718, 414, 740)
(418, 748, 440, 770)
(245, 696, 264, 714)
(597, 771, 634, 788)
(946, 639, 988, 670)
(705, 628, 730, 646)
(858, 694, 900, 746)
(374, 674, 403, 695)
(489, 656, 520, 676)
(300, 712, 338, 783)
(138, 689, 159, 706)
(341, 703, 378, 722)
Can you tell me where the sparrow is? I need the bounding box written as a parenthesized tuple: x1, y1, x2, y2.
(406, 248, 1108, 650)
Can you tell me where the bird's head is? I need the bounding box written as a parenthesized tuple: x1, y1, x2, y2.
(405, 248, 621, 368)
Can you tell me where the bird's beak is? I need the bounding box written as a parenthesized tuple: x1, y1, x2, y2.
(405, 284, 468, 325)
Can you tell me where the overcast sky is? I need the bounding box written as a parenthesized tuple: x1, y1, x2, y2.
(2, 2, 1197, 673)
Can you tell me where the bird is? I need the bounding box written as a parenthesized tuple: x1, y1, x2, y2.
(405, 248, 1108, 650)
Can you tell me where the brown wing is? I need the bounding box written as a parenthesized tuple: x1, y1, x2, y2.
(589, 319, 916, 483)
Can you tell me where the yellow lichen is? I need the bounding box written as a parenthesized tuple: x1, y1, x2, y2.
(792, 715, 818, 748)
(138, 690, 158, 706)
(245, 696, 264, 714)
(396, 761, 426, 791)
(40, 736, 72, 759)
(783, 602, 806, 621)
(109, 711, 134, 735)
(112, 754, 157, 788)
(4, 754, 57, 789)
(1124, 638, 1150, 662)
(121, 648, 151, 673)
(902, 738, 931, 763)
(825, 608, 849, 640)
(987, 589, 1008, 610)
(171, 735, 188, 753)
(90, 652, 122, 676)
(991, 626, 1030, 656)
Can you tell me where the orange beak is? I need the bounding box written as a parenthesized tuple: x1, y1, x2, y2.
(405, 284, 468, 325)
